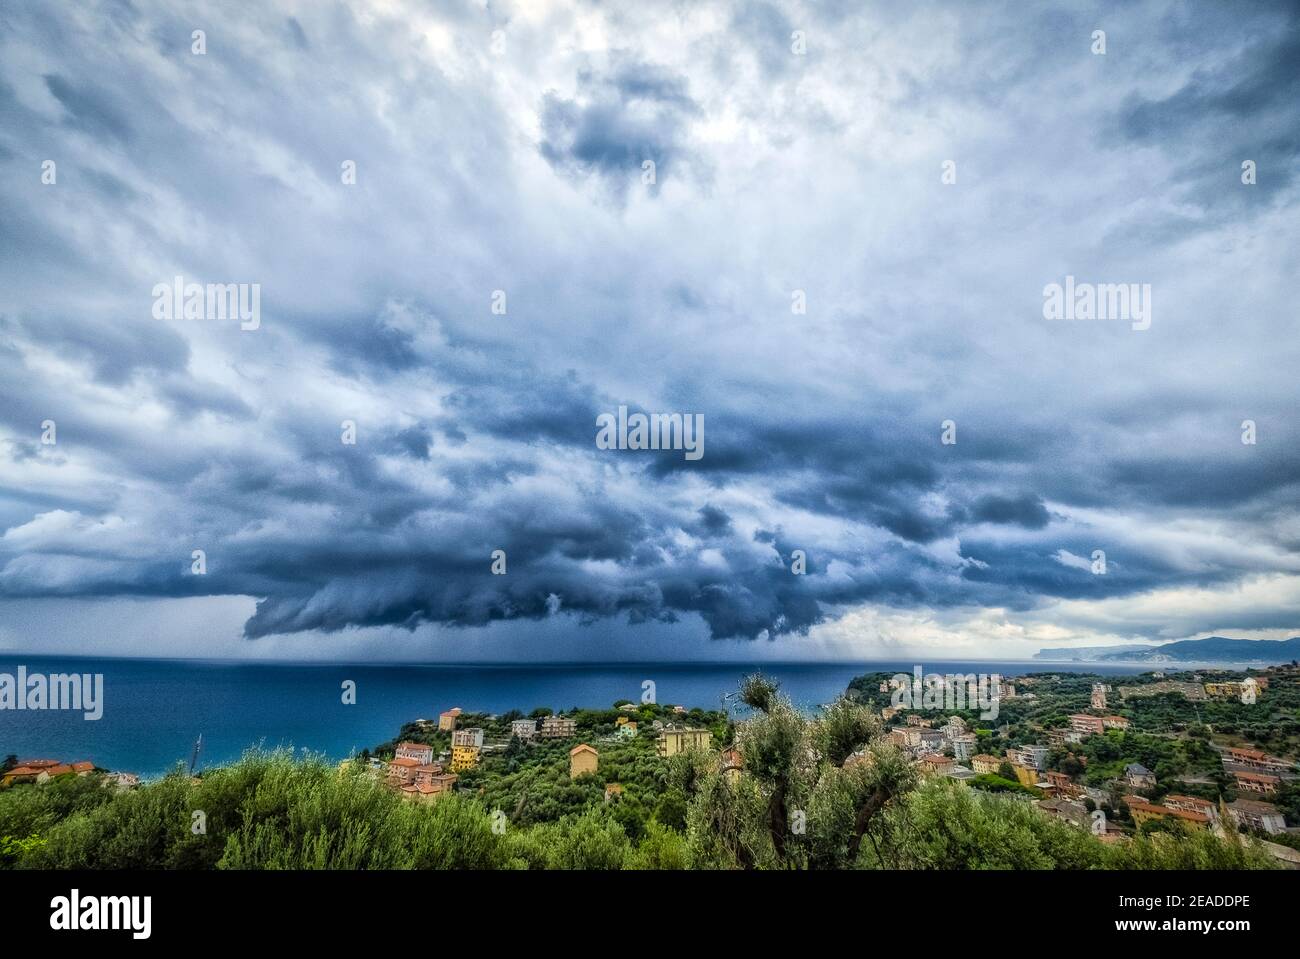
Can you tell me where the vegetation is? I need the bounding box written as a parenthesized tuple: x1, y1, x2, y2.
(0, 673, 1281, 870)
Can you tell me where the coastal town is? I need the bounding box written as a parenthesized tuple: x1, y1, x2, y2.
(849, 664, 1300, 867)
(4, 663, 1298, 870)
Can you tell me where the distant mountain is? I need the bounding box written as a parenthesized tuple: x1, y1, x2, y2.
(1035, 636, 1300, 664)
(1034, 644, 1153, 661)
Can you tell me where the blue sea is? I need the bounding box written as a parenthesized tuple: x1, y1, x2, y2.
(0, 656, 1158, 779)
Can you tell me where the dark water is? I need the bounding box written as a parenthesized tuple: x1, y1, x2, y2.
(0, 656, 1152, 779)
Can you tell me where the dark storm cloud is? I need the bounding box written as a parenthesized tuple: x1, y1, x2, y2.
(0, 0, 1297, 654)
(539, 58, 704, 196)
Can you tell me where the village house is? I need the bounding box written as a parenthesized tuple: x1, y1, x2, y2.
(1010, 764, 1038, 788)
(1038, 798, 1090, 830)
(1222, 747, 1293, 773)
(1069, 714, 1105, 736)
(1, 759, 95, 786)
(394, 742, 434, 766)
(615, 721, 638, 739)
(1228, 799, 1287, 835)
(657, 727, 713, 757)
(569, 744, 599, 779)
(1125, 797, 1210, 832)
(1044, 770, 1079, 797)
(1124, 763, 1156, 790)
(1012, 744, 1050, 771)
(1047, 728, 1085, 747)
(540, 715, 578, 738)
(914, 729, 944, 752)
(438, 707, 462, 732)
(399, 763, 457, 802)
(919, 754, 954, 776)
(1233, 770, 1280, 795)
(604, 783, 624, 803)
(1101, 715, 1130, 730)
(450, 745, 480, 772)
(451, 728, 484, 749)
(951, 734, 977, 763)
(1163, 794, 1217, 821)
(1091, 683, 1107, 710)
(511, 718, 537, 740)
(971, 754, 1001, 776)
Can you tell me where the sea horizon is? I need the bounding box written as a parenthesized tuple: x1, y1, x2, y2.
(0, 654, 1267, 781)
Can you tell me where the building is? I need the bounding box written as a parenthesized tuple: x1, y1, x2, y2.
(1101, 715, 1129, 730)
(1233, 771, 1280, 795)
(919, 754, 954, 776)
(1047, 728, 1085, 747)
(1069, 714, 1106, 736)
(1044, 770, 1078, 796)
(569, 744, 599, 779)
(971, 754, 1001, 775)
(1038, 798, 1090, 830)
(1228, 799, 1287, 835)
(438, 707, 462, 731)
(657, 727, 713, 757)
(511, 719, 537, 740)
(1124, 763, 1156, 789)
(2, 759, 95, 786)
(951, 734, 977, 763)
(604, 783, 624, 802)
(946, 765, 976, 782)
(1126, 798, 1210, 832)
(1163, 794, 1217, 821)
(400, 765, 457, 802)
(618, 703, 639, 711)
(1010, 764, 1038, 788)
(394, 742, 434, 766)
(1223, 747, 1293, 773)
(917, 729, 945, 751)
(387, 756, 421, 786)
(940, 716, 968, 737)
(615, 721, 638, 739)
(721, 747, 744, 783)
(450, 745, 480, 772)
(1091, 683, 1107, 710)
(672, 705, 687, 715)
(539, 715, 578, 739)
(451, 728, 485, 749)
(1013, 745, 1050, 771)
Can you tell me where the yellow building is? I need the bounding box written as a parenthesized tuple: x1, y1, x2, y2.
(450, 744, 479, 771)
(971, 754, 1001, 776)
(1127, 798, 1210, 832)
(570, 744, 599, 779)
(1011, 764, 1038, 788)
(657, 728, 713, 757)
(438, 707, 462, 732)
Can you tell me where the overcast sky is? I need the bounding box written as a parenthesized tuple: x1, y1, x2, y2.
(1, 0, 1298, 663)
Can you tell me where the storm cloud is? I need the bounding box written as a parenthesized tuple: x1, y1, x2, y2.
(0, 0, 1297, 660)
